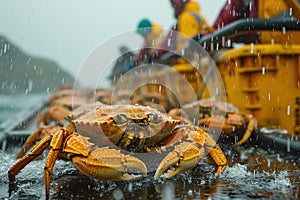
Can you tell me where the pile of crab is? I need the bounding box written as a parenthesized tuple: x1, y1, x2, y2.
(8, 84, 257, 199)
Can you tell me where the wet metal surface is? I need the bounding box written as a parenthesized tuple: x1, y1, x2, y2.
(1, 144, 299, 199)
(0, 95, 299, 199)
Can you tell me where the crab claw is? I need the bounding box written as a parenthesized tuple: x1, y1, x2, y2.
(72, 147, 147, 181)
(154, 142, 203, 180)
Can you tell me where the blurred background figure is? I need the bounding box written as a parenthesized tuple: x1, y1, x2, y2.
(109, 45, 135, 85)
(109, 19, 164, 84)
(152, 0, 214, 64)
(213, 0, 259, 44)
(134, 18, 164, 65)
(171, 0, 214, 37)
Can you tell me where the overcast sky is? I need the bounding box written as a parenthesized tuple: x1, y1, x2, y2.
(0, 0, 225, 88)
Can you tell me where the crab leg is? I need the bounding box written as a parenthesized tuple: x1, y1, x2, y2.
(16, 126, 61, 159)
(36, 110, 50, 128)
(8, 136, 52, 183)
(44, 129, 66, 199)
(154, 141, 203, 179)
(203, 131, 227, 176)
(154, 125, 227, 179)
(71, 147, 147, 181)
(233, 117, 256, 146)
(16, 128, 44, 159)
(8, 136, 52, 199)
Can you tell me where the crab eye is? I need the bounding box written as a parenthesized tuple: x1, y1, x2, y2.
(114, 114, 128, 125)
(150, 114, 161, 124)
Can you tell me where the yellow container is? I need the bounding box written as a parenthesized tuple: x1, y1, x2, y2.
(214, 44, 300, 133)
(259, 0, 300, 45)
(131, 64, 206, 106)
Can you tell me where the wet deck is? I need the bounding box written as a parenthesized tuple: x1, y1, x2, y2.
(0, 95, 299, 199)
(1, 143, 299, 199)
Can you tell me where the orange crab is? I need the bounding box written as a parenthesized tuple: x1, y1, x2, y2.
(37, 87, 112, 128)
(168, 99, 257, 146)
(18, 102, 107, 159)
(8, 104, 227, 199)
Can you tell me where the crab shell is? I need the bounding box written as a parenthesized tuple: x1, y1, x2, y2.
(72, 104, 180, 151)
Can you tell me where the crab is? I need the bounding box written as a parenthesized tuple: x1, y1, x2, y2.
(112, 88, 176, 111)
(36, 93, 93, 128)
(131, 91, 176, 111)
(18, 102, 107, 159)
(168, 99, 257, 146)
(8, 104, 227, 199)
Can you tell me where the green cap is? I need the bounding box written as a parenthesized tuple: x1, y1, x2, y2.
(137, 18, 152, 36)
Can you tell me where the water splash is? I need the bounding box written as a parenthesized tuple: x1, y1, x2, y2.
(222, 163, 293, 191)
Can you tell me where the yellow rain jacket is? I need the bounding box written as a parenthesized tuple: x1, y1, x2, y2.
(176, 1, 214, 51)
(135, 23, 164, 63)
(177, 1, 213, 37)
(144, 23, 163, 48)
(152, 1, 213, 63)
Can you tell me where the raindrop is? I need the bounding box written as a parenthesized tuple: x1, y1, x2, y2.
(112, 188, 124, 200)
(276, 154, 283, 162)
(215, 87, 219, 95)
(239, 151, 248, 161)
(10, 81, 15, 89)
(28, 80, 33, 93)
(221, 36, 225, 46)
(287, 105, 291, 115)
(289, 8, 293, 16)
(128, 183, 133, 193)
(286, 138, 290, 152)
(3, 43, 7, 53)
(167, 38, 171, 47)
(162, 182, 175, 200)
(250, 43, 254, 53)
(267, 159, 271, 167)
(282, 27, 286, 35)
(262, 67, 265, 75)
(268, 93, 271, 101)
(227, 39, 231, 47)
(27, 57, 32, 64)
(187, 190, 193, 196)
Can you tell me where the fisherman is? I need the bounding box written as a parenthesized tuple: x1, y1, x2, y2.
(213, 0, 259, 44)
(151, 0, 214, 63)
(134, 18, 164, 64)
(109, 45, 135, 85)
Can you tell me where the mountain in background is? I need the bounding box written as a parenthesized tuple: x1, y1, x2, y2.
(0, 35, 75, 95)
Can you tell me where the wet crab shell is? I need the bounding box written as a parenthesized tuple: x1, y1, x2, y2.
(72, 105, 180, 151)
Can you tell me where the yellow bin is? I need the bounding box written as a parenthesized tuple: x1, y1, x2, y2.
(215, 44, 300, 134)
